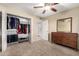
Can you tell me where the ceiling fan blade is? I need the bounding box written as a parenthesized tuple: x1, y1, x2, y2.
(51, 3, 58, 6)
(42, 10, 46, 14)
(33, 6, 43, 8)
(51, 8, 57, 12)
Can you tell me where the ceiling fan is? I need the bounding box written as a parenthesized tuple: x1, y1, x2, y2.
(33, 3, 58, 14)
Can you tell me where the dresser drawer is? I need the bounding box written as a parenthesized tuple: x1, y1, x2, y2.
(51, 32, 78, 50)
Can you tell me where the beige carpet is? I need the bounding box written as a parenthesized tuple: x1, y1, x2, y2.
(0, 40, 79, 56)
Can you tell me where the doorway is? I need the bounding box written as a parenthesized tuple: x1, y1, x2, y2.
(42, 20, 48, 40)
(37, 19, 48, 40)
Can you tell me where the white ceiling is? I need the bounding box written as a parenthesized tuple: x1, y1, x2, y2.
(0, 3, 79, 17)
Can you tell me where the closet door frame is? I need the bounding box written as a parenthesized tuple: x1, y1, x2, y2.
(0, 12, 2, 51)
(7, 13, 31, 43)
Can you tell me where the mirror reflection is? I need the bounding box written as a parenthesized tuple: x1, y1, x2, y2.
(57, 17, 72, 32)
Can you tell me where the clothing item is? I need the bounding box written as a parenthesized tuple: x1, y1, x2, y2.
(16, 18, 20, 29)
(7, 16, 20, 29)
(28, 24, 30, 33)
(17, 24, 21, 34)
(10, 17, 16, 29)
(24, 24, 27, 34)
(7, 17, 9, 29)
(17, 24, 27, 34)
(20, 24, 27, 34)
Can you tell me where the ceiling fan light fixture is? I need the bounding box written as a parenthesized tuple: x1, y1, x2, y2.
(45, 6, 50, 10)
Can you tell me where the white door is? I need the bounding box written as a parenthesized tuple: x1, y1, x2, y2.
(42, 20, 48, 40)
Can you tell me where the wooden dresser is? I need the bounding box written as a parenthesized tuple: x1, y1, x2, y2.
(51, 32, 78, 50)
